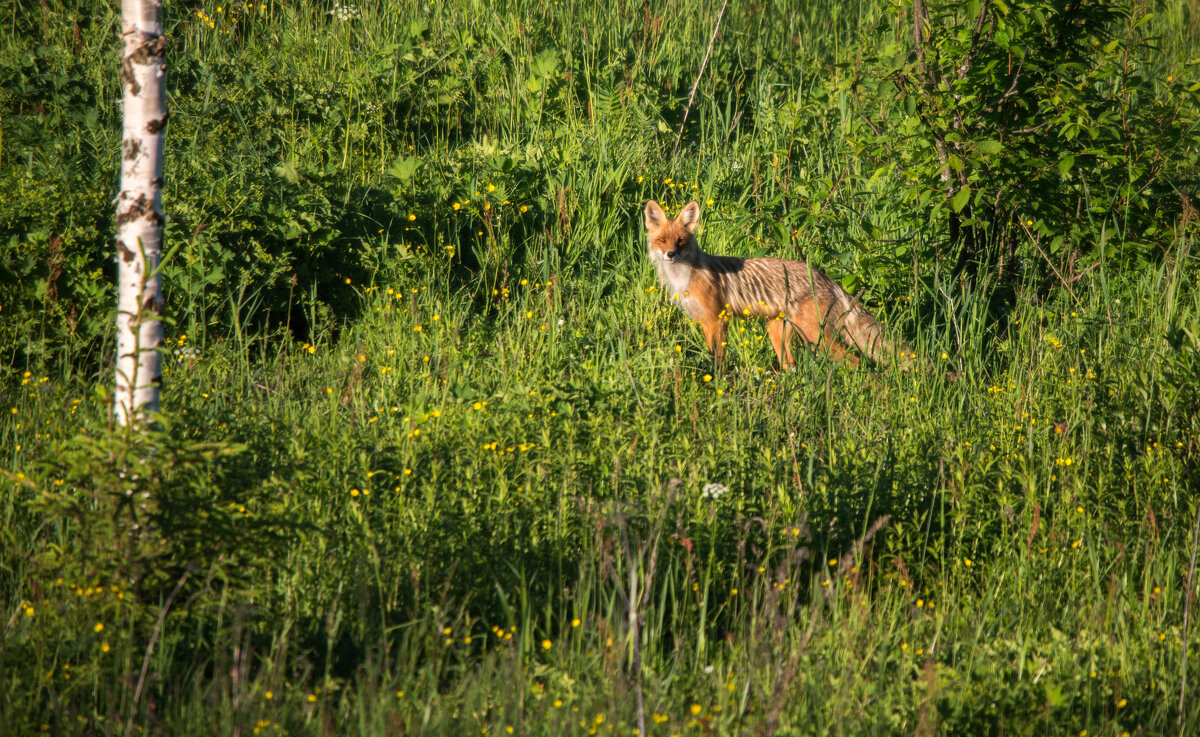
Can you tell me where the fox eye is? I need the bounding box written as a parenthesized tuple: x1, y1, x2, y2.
(656, 237, 666, 244)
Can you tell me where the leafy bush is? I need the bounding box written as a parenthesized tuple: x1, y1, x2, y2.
(0, 35, 119, 368)
(856, 0, 1200, 283)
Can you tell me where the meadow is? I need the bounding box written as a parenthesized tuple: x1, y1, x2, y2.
(2, 0, 1200, 735)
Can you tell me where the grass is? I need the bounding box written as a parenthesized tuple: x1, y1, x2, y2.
(2, 1, 1199, 735)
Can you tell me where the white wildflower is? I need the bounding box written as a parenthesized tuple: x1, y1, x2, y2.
(329, 3, 361, 21)
(701, 482, 729, 500)
(173, 345, 201, 364)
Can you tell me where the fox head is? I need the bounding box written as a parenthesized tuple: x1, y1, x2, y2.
(644, 200, 700, 264)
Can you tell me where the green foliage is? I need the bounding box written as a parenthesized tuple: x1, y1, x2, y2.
(5, 247, 1199, 734)
(27, 423, 289, 593)
(857, 0, 1200, 278)
(1, 0, 1199, 735)
(0, 28, 120, 365)
(2, 418, 297, 732)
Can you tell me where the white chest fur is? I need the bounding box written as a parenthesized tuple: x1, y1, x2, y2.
(654, 258, 700, 319)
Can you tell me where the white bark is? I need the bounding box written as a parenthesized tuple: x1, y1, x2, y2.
(115, 0, 167, 427)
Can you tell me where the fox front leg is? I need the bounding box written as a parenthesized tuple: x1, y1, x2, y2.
(699, 317, 728, 367)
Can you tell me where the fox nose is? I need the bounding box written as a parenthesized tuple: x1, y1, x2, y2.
(664, 250, 677, 260)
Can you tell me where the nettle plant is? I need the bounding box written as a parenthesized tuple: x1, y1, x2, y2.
(856, 0, 1199, 284)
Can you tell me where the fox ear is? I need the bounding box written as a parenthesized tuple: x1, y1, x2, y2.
(644, 200, 666, 230)
(678, 201, 701, 231)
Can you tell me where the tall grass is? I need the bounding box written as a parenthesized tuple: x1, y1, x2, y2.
(2, 1, 1198, 735)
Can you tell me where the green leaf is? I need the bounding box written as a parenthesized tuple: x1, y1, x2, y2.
(1045, 683, 1067, 708)
(977, 140, 1003, 156)
(950, 186, 971, 213)
(387, 157, 418, 181)
(532, 49, 559, 78)
(1057, 155, 1075, 176)
(407, 18, 429, 38)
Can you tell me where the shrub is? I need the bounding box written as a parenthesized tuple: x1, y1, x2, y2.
(856, 0, 1200, 284)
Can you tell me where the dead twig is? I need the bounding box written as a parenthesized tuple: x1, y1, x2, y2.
(125, 567, 192, 737)
(1019, 220, 1081, 306)
(672, 0, 729, 159)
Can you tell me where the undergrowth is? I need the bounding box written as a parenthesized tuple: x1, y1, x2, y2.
(2, 1, 1199, 735)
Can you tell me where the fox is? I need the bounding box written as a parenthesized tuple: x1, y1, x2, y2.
(643, 199, 909, 369)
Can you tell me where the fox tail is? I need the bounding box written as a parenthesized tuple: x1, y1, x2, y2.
(830, 292, 911, 366)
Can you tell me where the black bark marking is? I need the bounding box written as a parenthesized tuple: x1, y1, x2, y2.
(118, 239, 135, 263)
(141, 293, 165, 315)
(146, 112, 169, 134)
(129, 34, 165, 66)
(123, 31, 164, 95)
(121, 59, 140, 96)
(116, 194, 155, 226)
(123, 139, 141, 160)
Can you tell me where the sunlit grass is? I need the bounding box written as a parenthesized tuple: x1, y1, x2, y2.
(2, 0, 1199, 735)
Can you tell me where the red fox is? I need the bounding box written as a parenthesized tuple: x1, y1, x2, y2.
(644, 199, 908, 369)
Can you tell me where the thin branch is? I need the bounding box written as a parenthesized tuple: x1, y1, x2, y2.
(938, 284, 964, 357)
(672, 0, 729, 159)
(989, 56, 1026, 112)
(996, 119, 1054, 136)
(918, 111, 955, 185)
(851, 82, 898, 158)
(812, 166, 849, 220)
(912, 0, 934, 87)
(1019, 220, 1081, 306)
(957, 2, 995, 81)
(125, 568, 191, 737)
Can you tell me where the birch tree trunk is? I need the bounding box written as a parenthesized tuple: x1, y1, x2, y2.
(114, 0, 167, 427)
